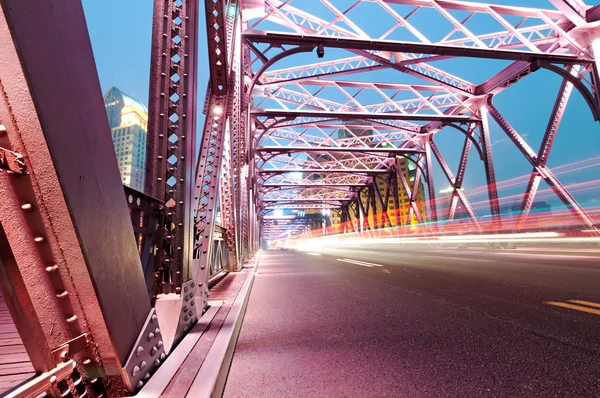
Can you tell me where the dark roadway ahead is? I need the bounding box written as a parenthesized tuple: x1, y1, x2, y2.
(223, 245, 600, 397)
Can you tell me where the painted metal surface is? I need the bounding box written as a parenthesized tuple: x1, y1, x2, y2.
(147, 0, 199, 294)
(2, 0, 600, 393)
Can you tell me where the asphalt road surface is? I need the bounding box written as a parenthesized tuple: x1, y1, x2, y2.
(223, 245, 600, 397)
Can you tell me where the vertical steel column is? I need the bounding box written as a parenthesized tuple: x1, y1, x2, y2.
(391, 165, 401, 226)
(397, 157, 424, 224)
(373, 177, 392, 228)
(479, 104, 502, 230)
(147, 0, 199, 293)
(193, 0, 237, 303)
(219, 119, 238, 270)
(193, 92, 228, 305)
(424, 138, 438, 225)
(220, 1, 240, 270)
(369, 182, 379, 229)
(359, 188, 373, 231)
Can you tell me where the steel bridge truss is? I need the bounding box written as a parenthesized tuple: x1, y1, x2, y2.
(241, 0, 600, 240)
(1, 0, 600, 396)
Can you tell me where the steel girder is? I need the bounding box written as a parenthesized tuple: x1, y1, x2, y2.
(193, 0, 252, 307)
(147, 0, 199, 294)
(237, 0, 600, 236)
(487, 99, 600, 234)
(0, 2, 155, 395)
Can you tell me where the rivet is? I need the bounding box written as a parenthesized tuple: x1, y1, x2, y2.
(145, 372, 151, 380)
(157, 341, 164, 348)
(151, 314, 158, 322)
(148, 332, 155, 340)
(155, 328, 161, 335)
(140, 361, 147, 370)
(151, 346, 157, 356)
(136, 346, 144, 357)
(155, 359, 161, 366)
(34, 236, 45, 243)
(160, 353, 166, 360)
(66, 315, 78, 323)
(0, 124, 6, 134)
(183, 306, 188, 313)
(184, 315, 189, 322)
(21, 203, 33, 211)
(56, 291, 69, 299)
(137, 381, 144, 388)
(50, 375, 58, 384)
(46, 264, 59, 272)
(83, 359, 92, 365)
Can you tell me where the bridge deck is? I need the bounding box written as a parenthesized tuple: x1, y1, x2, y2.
(0, 296, 35, 395)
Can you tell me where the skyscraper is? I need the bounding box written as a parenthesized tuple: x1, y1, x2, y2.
(104, 87, 148, 192)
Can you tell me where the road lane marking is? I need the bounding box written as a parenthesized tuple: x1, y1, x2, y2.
(420, 255, 490, 262)
(306, 252, 321, 256)
(337, 258, 383, 267)
(545, 301, 600, 316)
(568, 299, 600, 309)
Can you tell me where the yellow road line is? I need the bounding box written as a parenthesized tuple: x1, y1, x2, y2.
(545, 301, 600, 316)
(568, 299, 600, 309)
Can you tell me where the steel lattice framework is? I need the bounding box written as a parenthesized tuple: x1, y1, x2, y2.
(1, 0, 600, 395)
(215, 0, 600, 241)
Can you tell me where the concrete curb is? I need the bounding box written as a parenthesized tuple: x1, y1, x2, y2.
(188, 250, 262, 398)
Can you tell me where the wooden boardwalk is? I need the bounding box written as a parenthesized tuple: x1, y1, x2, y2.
(0, 296, 35, 395)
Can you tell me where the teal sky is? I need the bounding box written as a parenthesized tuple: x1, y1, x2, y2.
(82, 1, 600, 215)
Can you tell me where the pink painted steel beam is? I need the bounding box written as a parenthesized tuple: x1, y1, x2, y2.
(0, 1, 151, 394)
(243, 31, 590, 64)
(147, 0, 199, 293)
(252, 109, 479, 123)
(205, 0, 228, 94)
(487, 100, 599, 233)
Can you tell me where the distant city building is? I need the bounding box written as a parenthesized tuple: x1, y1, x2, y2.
(438, 187, 468, 221)
(104, 87, 148, 192)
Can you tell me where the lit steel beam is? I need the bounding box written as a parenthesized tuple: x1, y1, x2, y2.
(252, 109, 479, 123)
(256, 146, 423, 154)
(258, 168, 389, 174)
(243, 31, 591, 64)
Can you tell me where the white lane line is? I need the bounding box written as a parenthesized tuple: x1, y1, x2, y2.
(337, 258, 384, 267)
(420, 255, 491, 262)
(306, 252, 322, 256)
